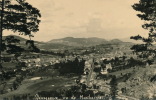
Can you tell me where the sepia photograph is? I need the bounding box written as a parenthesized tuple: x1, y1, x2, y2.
(0, 0, 156, 100)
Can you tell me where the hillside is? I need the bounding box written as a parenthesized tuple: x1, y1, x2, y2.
(109, 39, 123, 43)
(48, 37, 108, 47)
(3, 35, 27, 42)
(118, 65, 156, 99)
(3, 35, 134, 50)
(3, 35, 45, 46)
(38, 43, 72, 50)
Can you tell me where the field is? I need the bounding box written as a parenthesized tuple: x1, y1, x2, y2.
(2, 62, 17, 70)
(0, 76, 77, 98)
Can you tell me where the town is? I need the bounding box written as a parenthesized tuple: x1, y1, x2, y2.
(0, 0, 156, 100)
(0, 35, 156, 100)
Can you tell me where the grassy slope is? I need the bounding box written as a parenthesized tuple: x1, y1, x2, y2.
(118, 65, 156, 99)
(0, 76, 77, 98)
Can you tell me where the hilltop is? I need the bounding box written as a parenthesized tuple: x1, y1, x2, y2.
(48, 37, 108, 47)
(2, 35, 45, 45)
(3, 35, 27, 42)
(47, 37, 130, 47)
(2, 35, 134, 50)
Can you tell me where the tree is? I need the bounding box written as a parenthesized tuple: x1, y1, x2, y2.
(16, 61, 26, 69)
(110, 75, 117, 100)
(0, 36, 25, 63)
(4, 36, 24, 53)
(0, 0, 41, 64)
(131, 0, 156, 60)
(26, 40, 40, 52)
(132, 0, 156, 33)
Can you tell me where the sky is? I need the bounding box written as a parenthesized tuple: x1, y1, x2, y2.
(4, 0, 148, 42)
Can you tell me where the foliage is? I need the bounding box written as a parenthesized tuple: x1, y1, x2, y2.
(3, 36, 24, 54)
(37, 83, 108, 99)
(16, 62, 26, 69)
(110, 75, 118, 100)
(26, 40, 40, 52)
(55, 57, 85, 75)
(132, 0, 156, 32)
(0, 0, 41, 37)
(2, 36, 40, 55)
(0, 0, 41, 64)
(40, 50, 65, 57)
(131, 0, 156, 59)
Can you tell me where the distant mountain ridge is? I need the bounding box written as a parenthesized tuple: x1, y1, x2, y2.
(48, 37, 109, 47)
(3, 35, 134, 49)
(109, 39, 123, 43)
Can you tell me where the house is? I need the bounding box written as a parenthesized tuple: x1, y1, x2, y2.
(101, 63, 112, 75)
(80, 75, 87, 83)
(101, 69, 108, 74)
(21, 67, 26, 71)
(106, 63, 112, 70)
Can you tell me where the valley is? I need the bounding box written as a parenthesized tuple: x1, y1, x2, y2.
(0, 35, 156, 100)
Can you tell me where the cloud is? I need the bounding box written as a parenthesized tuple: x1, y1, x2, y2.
(5, 0, 147, 42)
